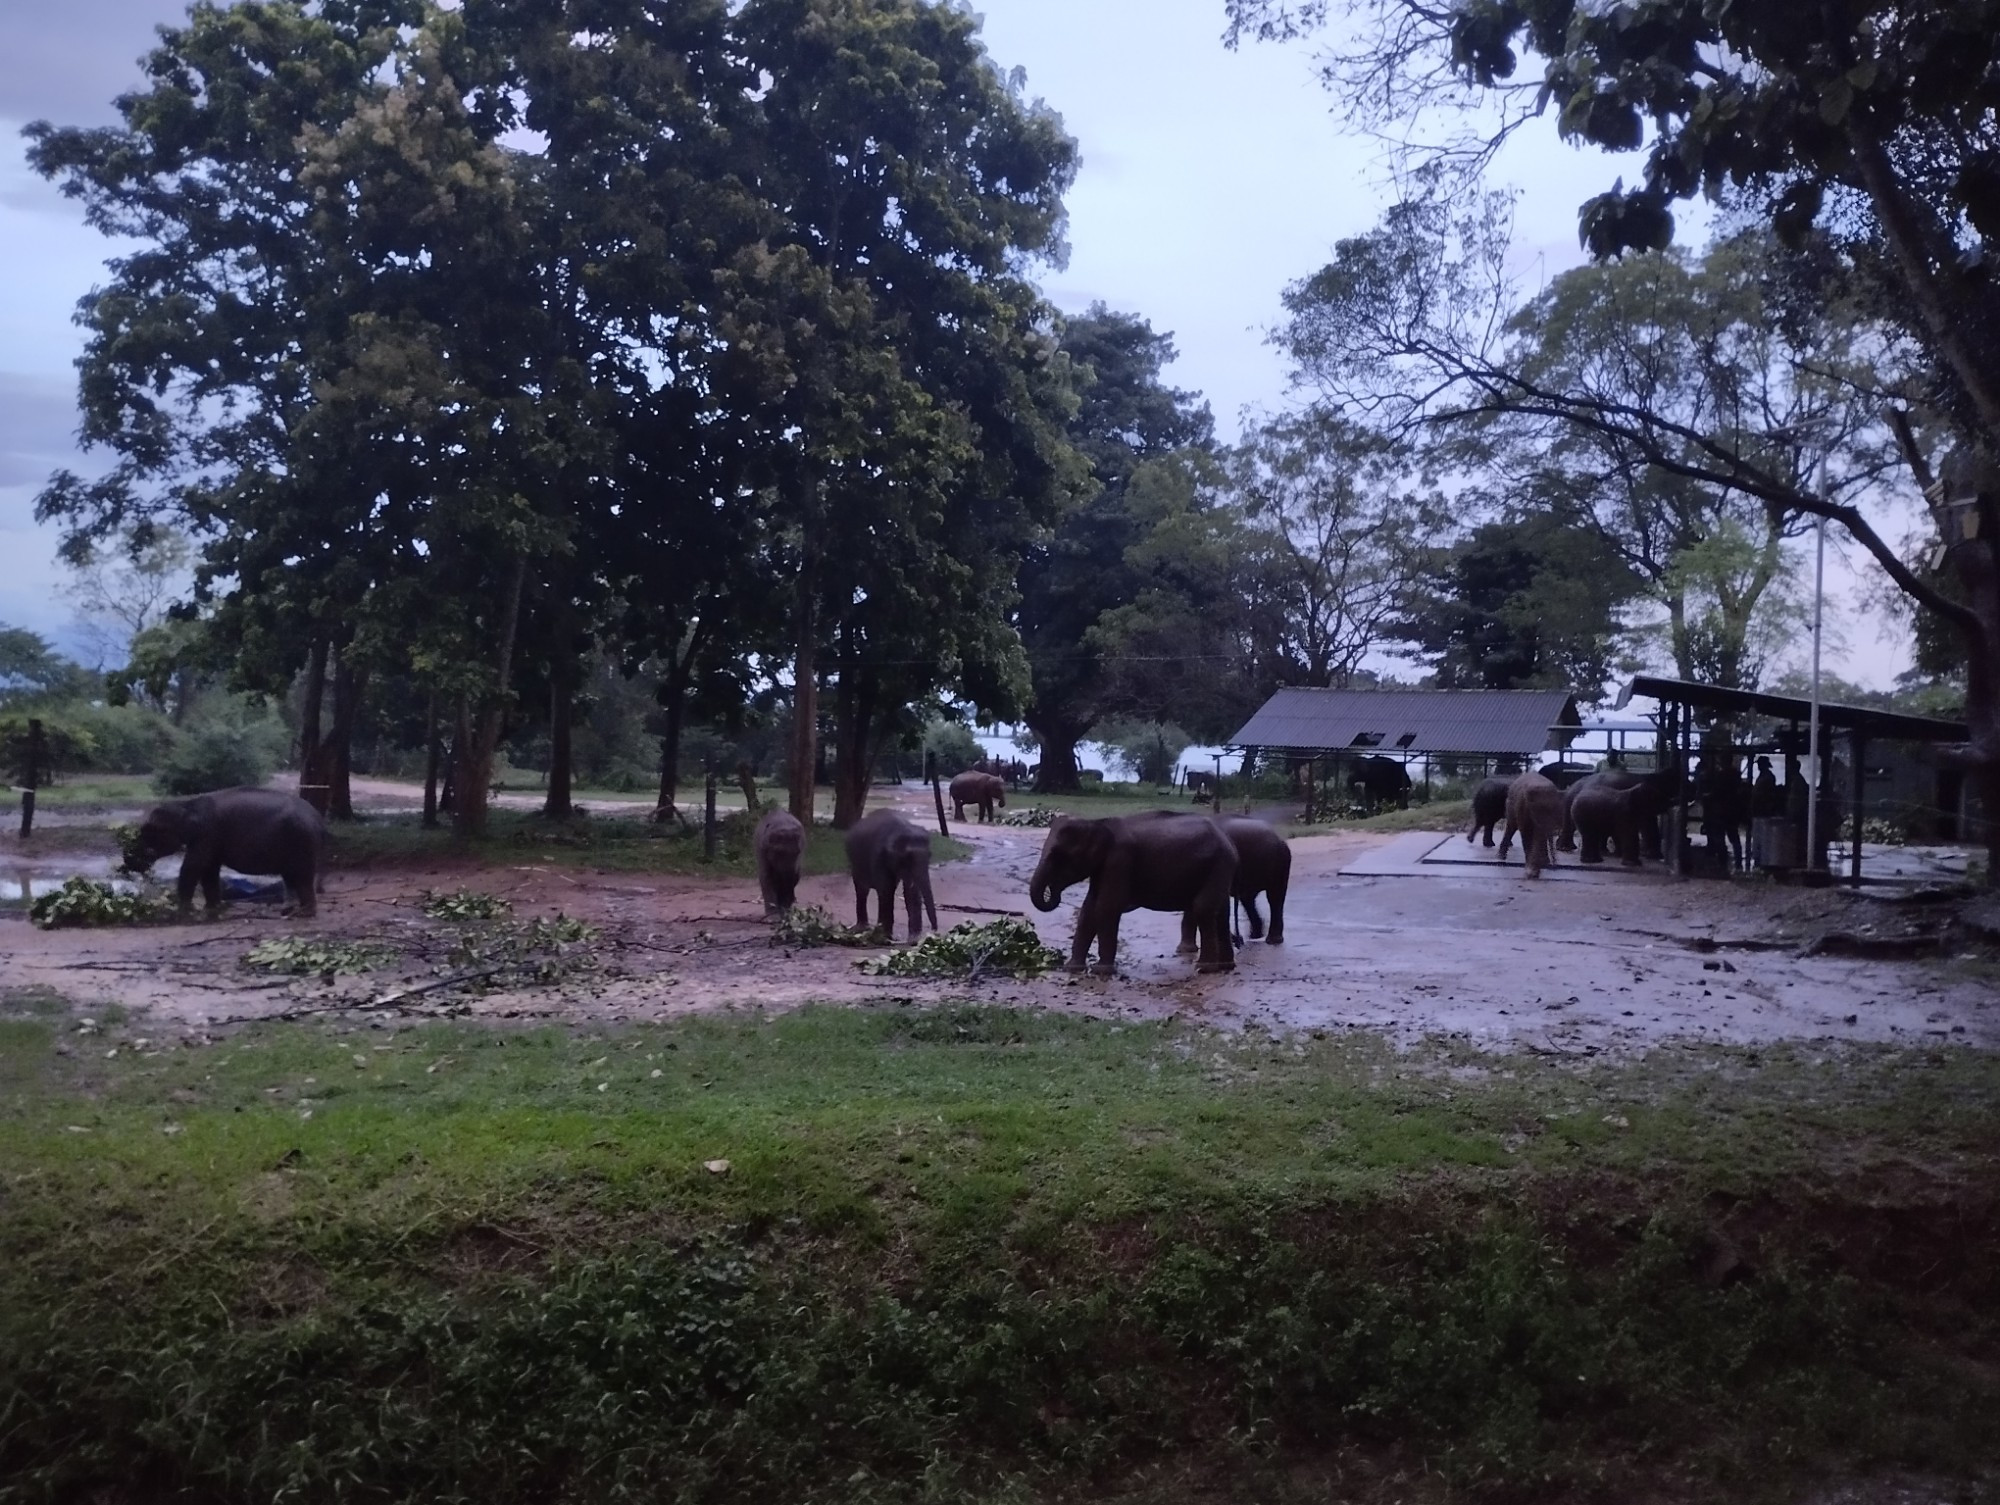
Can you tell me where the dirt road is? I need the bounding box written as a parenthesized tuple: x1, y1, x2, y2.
(4, 787, 1993, 1053)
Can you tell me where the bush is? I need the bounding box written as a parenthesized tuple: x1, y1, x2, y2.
(152, 699, 288, 796)
(922, 720, 986, 777)
(65, 702, 180, 774)
(0, 711, 97, 783)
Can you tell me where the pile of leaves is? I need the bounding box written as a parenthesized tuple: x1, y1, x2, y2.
(29, 878, 170, 930)
(999, 808, 1059, 828)
(241, 938, 395, 976)
(439, 913, 603, 991)
(421, 889, 513, 921)
(771, 905, 876, 948)
(860, 919, 1063, 980)
(109, 824, 150, 874)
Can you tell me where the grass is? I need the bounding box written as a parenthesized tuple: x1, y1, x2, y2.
(327, 806, 970, 879)
(3, 774, 156, 810)
(2, 991, 1997, 1503)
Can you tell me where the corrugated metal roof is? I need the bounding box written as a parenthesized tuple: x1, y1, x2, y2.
(1616, 677, 1970, 743)
(1225, 688, 1582, 756)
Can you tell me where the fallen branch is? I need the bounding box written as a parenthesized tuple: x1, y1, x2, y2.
(366, 967, 507, 1008)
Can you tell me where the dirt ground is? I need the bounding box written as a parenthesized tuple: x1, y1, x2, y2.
(4, 783, 1995, 1053)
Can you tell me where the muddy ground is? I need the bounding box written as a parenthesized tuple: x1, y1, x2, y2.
(3, 783, 1995, 1054)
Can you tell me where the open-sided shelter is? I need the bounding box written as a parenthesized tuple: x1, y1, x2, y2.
(1226, 688, 1583, 793)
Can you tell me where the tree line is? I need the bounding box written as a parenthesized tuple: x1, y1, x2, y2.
(16, 0, 1982, 859)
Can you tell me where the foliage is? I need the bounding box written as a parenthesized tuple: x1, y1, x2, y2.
(920, 720, 986, 779)
(28, 878, 168, 929)
(0, 627, 90, 707)
(1015, 307, 1217, 790)
(3, 1012, 1999, 1500)
(150, 699, 287, 796)
(1397, 514, 1639, 693)
(241, 939, 395, 976)
(769, 905, 876, 949)
(999, 806, 1060, 828)
(420, 889, 514, 922)
(0, 711, 97, 786)
(860, 918, 1065, 978)
(1097, 720, 1193, 787)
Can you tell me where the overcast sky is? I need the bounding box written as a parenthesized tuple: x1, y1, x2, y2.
(0, 0, 1912, 687)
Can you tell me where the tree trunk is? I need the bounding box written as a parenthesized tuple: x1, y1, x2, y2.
(1027, 717, 1087, 793)
(325, 656, 364, 821)
(297, 633, 329, 812)
(830, 660, 876, 830)
(789, 553, 820, 824)
(652, 629, 702, 824)
(545, 667, 574, 820)
(422, 690, 442, 830)
(453, 556, 529, 840)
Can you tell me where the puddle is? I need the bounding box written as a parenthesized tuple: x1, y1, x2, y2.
(1, 853, 178, 904)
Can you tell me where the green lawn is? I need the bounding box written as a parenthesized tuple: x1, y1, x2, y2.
(328, 806, 968, 879)
(3, 989, 1996, 1503)
(4, 773, 156, 810)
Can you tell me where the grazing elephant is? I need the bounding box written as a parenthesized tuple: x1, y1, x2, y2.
(754, 809, 805, 915)
(948, 770, 1007, 823)
(1175, 815, 1290, 952)
(1465, 776, 1512, 848)
(1498, 773, 1564, 879)
(1029, 814, 1237, 975)
(126, 786, 327, 918)
(843, 808, 939, 940)
(1347, 755, 1413, 811)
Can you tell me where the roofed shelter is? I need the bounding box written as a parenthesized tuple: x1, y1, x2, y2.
(1615, 676, 1974, 883)
(1226, 690, 1583, 811)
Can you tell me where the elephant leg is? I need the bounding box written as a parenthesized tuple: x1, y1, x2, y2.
(1619, 818, 1641, 867)
(1195, 898, 1234, 973)
(874, 883, 898, 940)
(1090, 909, 1121, 977)
(853, 876, 874, 933)
(1483, 822, 1497, 847)
(1066, 892, 1099, 973)
(1240, 893, 1265, 941)
(1264, 875, 1286, 945)
(287, 866, 317, 918)
(1581, 828, 1604, 864)
(174, 865, 199, 916)
(200, 864, 224, 912)
(1176, 910, 1199, 956)
(1498, 818, 1517, 861)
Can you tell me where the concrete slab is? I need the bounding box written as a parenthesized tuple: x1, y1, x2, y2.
(1340, 830, 1668, 883)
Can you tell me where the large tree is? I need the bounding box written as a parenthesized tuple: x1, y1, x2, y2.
(1224, 0, 2000, 875)
(1014, 307, 1215, 791)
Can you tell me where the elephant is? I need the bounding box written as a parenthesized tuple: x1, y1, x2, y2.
(843, 808, 939, 940)
(1465, 776, 1512, 847)
(754, 809, 805, 915)
(1029, 813, 1237, 975)
(125, 786, 327, 918)
(1561, 767, 1678, 861)
(1175, 815, 1289, 952)
(1695, 759, 1753, 870)
(1498, 772, 1563, 879)
(948, 770, 1007, 823)
(1347, 755, 1412, 811)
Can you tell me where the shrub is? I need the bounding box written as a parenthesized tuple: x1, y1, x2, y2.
(65, 702, 180, 774)
(152, 699, 288, 796)
(922, 720, 986, 777)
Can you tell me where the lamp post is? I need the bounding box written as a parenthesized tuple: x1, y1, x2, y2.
(1805, 459, 1829, 872)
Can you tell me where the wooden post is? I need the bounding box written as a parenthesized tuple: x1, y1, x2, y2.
(18, 718, 45, 839)
(703, 757, 718, 861)
(927, 752, 949, 837)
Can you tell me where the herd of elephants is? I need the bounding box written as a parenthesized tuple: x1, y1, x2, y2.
(112, 758, 1704, 981)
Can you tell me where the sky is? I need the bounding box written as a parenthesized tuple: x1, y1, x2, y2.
(0, 0, 1915, 689)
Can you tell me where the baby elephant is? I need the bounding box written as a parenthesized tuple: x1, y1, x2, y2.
(126, 786, 327, 918)
(1497, 772, 1564, 879)
(754, 809, 806, 915)
(1465, 776, 1511, 848)
(948, 770, 1007, 823)
(843, 808, 940, 940)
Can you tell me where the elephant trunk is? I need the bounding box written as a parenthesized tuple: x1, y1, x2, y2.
(1030, 877, 1061, 913)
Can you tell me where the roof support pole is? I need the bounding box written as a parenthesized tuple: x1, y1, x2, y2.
(1849, 733, 1867, 888)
